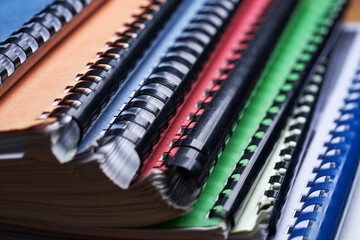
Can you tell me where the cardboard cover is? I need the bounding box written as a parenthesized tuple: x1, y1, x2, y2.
(0, 0, 146, 132)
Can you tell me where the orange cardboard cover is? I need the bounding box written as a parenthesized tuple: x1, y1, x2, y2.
(0, 0, 146, 132)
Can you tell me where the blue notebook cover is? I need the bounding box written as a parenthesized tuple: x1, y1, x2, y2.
(288, 59, 360, 240)
(0, 0, 95, 96)
(0, 0, 54, 43)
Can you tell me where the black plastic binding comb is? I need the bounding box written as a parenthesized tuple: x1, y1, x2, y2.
(98, 0, 242, 189)
(49, 0, 181, 133)
(164, 0, 298, 206)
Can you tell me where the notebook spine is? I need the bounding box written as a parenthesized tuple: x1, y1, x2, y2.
(164, 0, 273, 184)
(105, 0, 239, 152)
(209, 0, 346, 221)
(156, 0, 275, 206)
(288, 62, 360, 240)
(138, 0, 276, 178)
(44, 0, 180, 131)
(260, 59, 327, 211)
(155, 70, 228, 169)
(0, 0, 92, 85)
(96, 0, 240, 189)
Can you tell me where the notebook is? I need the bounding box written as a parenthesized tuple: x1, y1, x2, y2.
(74, 0, 242, 189)
(231, 0, 349, 237)
(96, 0, 345, 239)
(0, 0, 180, 162)
(213, 0, 345, 232)
(0, 0, 298, 236)
(231, 57, 329, 239)
(2, 1, 276, 231)
(47, 0, 345, 239)
(274, 22, 360, 240)
(0, 0, 104, 96)
(0, 0, 352, 239)
(0, 0, 182, 228)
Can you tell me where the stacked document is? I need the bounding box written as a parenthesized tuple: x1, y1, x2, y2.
(0, 0, 359, 239)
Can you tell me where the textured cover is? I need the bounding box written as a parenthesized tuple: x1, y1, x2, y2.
(0, 0, 145, 132)
(0, 0, 54, 43)
(0, 0, 104, 96)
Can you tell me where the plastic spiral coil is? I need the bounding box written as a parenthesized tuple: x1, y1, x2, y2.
(209, 0, 347, 219)
(0, 0, 92, 85)
(63, 0, 241, 190)
(104, 0, 239, 158)
(160, 0, 272, 171)
(288, 61, 360, 240)
(163, 0, 272, 169)
(259, 58, 327, 211)
(44, 0, 180, 132)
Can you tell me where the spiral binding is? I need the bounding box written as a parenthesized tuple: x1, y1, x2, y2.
(288, 61, 360, 240)
(209, 0, 347, 219)
(104, 0, 239, 157)
(43, 0, 179, 129)
(258, 58, 327, 212)
(160, 0, 272, 168)
(0, 0, 92, 85)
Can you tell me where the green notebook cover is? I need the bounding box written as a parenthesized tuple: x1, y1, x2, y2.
(232, 58, 327, 234)
(160, 0, 343, 229)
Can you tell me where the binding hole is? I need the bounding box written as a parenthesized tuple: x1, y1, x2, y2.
(318, 161, 335, 171)
(313, 175, 330, 184)
(51, 98, 62, 106)
(85, 62, 93, 69)
(63, 86, 73, 93)
(38, 112, 50, 119)
(293, 210, 301, 218)
(323, 148, 341, 158)
(339, 113, 354, 122)
(301, 203, 319, 214)
(307, 189, 324, 199)
(343, 102, 358, 111)
(74, 74, 83, 81)
(94, 52, 103, 58)
(160, 152, 169, 161)
(293, 219, 312, 230)
(328, 136, 345, 145)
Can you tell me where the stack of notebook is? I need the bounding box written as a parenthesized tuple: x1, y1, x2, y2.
(0, 0, 359, 239)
